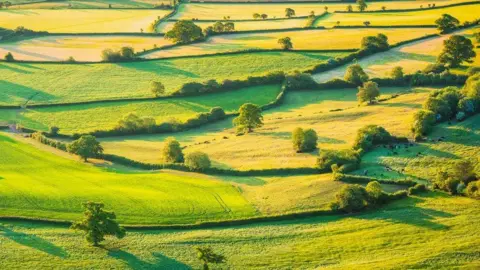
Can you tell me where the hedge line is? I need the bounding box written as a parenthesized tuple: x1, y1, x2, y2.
(333, 25, 436, 29)
(335, 173, 418, 187)
(334, 1, 480, 13)
(169, 16, 311, 23)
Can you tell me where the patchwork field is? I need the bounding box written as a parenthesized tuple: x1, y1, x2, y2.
(0, 9, 170, 33)
(10, 0, 173, 9)
(145, 28, 437, 58)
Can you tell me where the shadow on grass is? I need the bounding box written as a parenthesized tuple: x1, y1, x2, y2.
(0, 225, 68, 258)
(108, 249, 190, 270)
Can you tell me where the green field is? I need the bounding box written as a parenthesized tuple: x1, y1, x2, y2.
(0, 51, 342, 106)
(145, 28, 437, 58)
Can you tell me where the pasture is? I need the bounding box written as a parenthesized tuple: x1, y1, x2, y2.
(145, 28, 437, 58)
(10, 0, 173, 9)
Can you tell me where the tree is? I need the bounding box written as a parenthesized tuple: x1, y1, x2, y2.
(391, 66, 404, 81)
(435, 14, 459, 33)
(363, 21, 371, 27)
(357, 0, 368, 12)
(196, 247, 225, 270)
(224, 22, 235, 32)
(213, 21, 225, 32)
(357, 81, 380, 104)
(185, 152, 211, 170)
(464, 73, 480, 100)
(285, 8, 295, 18)
(233, 103, 263, 133)
(278, 37, 293, 50)
(68, 135, 103, 162)
(4, 52, 14, 62)
(261, 14, 268, 20)
(253, 13, 261, 20)
(71, 202, 126, 246)
(161, 137, 184, 163)
(151, 81, 166, 97)
(411, 109, 436, 140)
(366, 181, 383, 204)
(346, 5, 353, 12)
(330, 184, 369, 213)
(292, 128, 318, 153)
(165, 20, 203, 43)
(344, 64, 369, 85)
(49, 126, 60, 136)
(381, 6, 386, 11)
(324, 6, 328, 12)
(438, 35, 476, 68)
(361, 33, 389, 50)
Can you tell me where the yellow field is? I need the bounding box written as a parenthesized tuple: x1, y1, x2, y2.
(172, 0, 476, 20)
(316, 4, 480, 27)
(11, 0, 172, 9)
(145, 28, 437, 58)
(0, 35, 172, 62)
(100, 87, 430, 170)
(0, 9, 170, 33)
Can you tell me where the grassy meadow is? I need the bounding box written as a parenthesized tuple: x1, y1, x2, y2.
(145, 28, 437, 58)
(0, 9, 170, 33)
(1, 193, 480, 269)
(10, 0, 173, 9)
(100, 87, 429, 170)
(0, 51, 342, 105)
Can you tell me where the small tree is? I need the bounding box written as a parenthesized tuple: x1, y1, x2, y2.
(151, 81, 166, 97)
(344, 64, 369, 85)
(4, 52, 14, 62)
(278, 37, 293, 50)
(346, 5, 353, 12)
(165, 20, 203, 43)
(261, 14, 268, 20)
(411, 109, 436, 140)
(196, 247, 225, 270)
(357, 0, 368, 12)
(224, 22, 235, 32)
(357, 81, 380, 104)
(324, 6, 328, 12)
(330, 184, 369, 213)
(435, 14, 460, 33)
(49, 126, 60, 136)
(253, 13, 261, 20)
(185, 152, 211, 171)
(381, 6, 386, 11)
(292, 128, 318, 153)
(438, 35, 476, 68)
(390, 66, 404, 81)
(68, 135, 103, 162)
(233, 103, 263, 133)
(285, 8, 295, 18)
(366, 181, 383, 204)
(71, 202, 126, 246)
(161, 137, 184, 163)
(363, 21, 371, 27)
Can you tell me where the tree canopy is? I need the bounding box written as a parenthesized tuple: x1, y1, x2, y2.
(278, 37, 293, 50)
(165, 20, 204, 43)
(161, 137, 184, 163)
(67, 135, 103, 161)
(196, 247, 225, 270)
(344, 64, 369, 85)
(435, 14, 460, 33)
(233, 103, 263, 133)
(438, 35, 476, 68)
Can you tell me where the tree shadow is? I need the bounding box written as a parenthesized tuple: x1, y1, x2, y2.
(117, 61, 200, 79)
(108, 249, 191, 270)
(0, 225, 68, 258)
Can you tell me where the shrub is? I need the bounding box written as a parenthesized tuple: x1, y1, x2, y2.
(366, 181, 383, 204)
(161, 137, 184, 163)
(165, 20, 204, 43)
(185, 152, 211, 171)
(101, 47, 136, 62)
(361, 33, 389, 51)
(423, 63, 447, 74)
(464, 73, 480, 100)
(357, 81, 380, 104)
(31, 132, 67, 151)
(285, 72, 317, 90)
(390, 66, 404, 81)
(116, 113, 156, 133)
(352, 125, 393, 152)
(292, 128, 318, 153)
(4, 52, 14, 62)
(278, 37, 293, 50)
(316, 149, 360, 171)
(411, 110, 436, 140)
(408, 184, 428, 195)
(466, 181, 480, 199)
(458, 97, 478, 115)
(49, 126, 60, 136)
(344, 64, 369, 85)
(423, 96, 452, 121)
(151, 81, 166, 97)
(330, 184, 369, 213)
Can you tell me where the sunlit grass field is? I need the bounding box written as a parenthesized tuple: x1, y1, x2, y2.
(145, 28, 437, 58)
(0, 35, 173, 62)
(0, 9, 170, 33)
(10, 0, 173, 9)
(100, 87, 430, 170)
(1, 193, 480, 269)
(0, 51, 342, 105)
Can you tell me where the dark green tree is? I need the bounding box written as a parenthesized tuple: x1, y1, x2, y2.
(4, 52, 14, 62)
(285, 8, 295, 18)
(233, 103, 263, 133)
(357, 0, 368, 11)
(357, 81, 380, 104)
(330, 184, 369, 213)
(278, 36, 293, 50)
(151, 81, 166, 97)
(71, 202, 126, 246)
(435, 14, 459, 33)
(67, 135, 103, 162)
(344, 64, 369, 85)
(438, 35, 476, 68)
(161, 137, 184, 163)
(165, 20, 204, 43)
(196, 247, 225, 270)
(292, 128, 318, 152)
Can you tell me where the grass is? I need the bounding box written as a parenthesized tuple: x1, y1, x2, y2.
(0, 132, 257, 224)
(1, 193, 480, 268)
(0, 9, 170, 33)
(0, 35, 173, 62)
(11, 0, 173, 9)
(100, 86, 430, 170)
(0, 84, 282, 134)
(145, 28, 437, 58)
(315, 4, 480, 27)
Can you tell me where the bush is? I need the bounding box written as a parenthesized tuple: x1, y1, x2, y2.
(31, 132, 68, 151)
(357, 81, 380, 104)
(161, 137, 184, 163)
(352, 125, 393, 152)
(151, 81, 166, 97)
(67, 135, 103, 161)
(330, 184, 369, 213)
(185, 152, 211, 171)
(408, 184, 428, 195)
(292, 127, 318, 153)
(285, 72, 317, 90)
(165, 20, 204, 44)
(316, 149, 360, 172)
(116, 113, 156, 133)
(390, 66, 404, 82)
(101, 47, 136, 62)
(4, 52, 14, 62)
(361, 33, 389, 50)
(466, 181, 480, 199)
(344, 64, 369, 85)
(423, 63, 447, 74)
(464, 73, 480, 100)
(366, 181, 383, 204)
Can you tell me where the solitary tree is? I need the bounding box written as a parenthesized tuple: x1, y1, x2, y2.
(390, 66, 404, 81)
(261, 13, 268, 20)
(357, 0, 368, 12)
(253, 13, 261, 20)
(438, 35, 476, 68)
(324, 6, 328, 12)
(165, 20, 203, 43)
(185, 152, 211, 171)
(357, 81, 380, 104)
(363, 21, 371, 27)
(233, 103, 263, 133)
(67, 135, 103, 162)
(435, 14, 460, 33)
(346, 5, 353, 12)
(161, 137, 184, 163)
(49, 126, 60, 136)
(285, 8, 295, 18)
(196, 247, 225, 270)
(292, 128, 318, 152)
(151, 81, 166, 97)
(381, 6, 386, 11)
(278, 37, 293, 50)
(71, 202, 126, 246)
(344, 64, 369, 85)
(4, 52, 14, 62)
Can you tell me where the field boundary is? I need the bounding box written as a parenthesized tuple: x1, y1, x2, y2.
(333, 1, 480, 13)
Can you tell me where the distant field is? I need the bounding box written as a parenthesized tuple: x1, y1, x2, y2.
(100, 87, 430, 170)
(171, 0, 476, 20)
(0, 84, 281, 134)
(313, 27, 479, 82)
(145, 28, 437, 58)
(0, 9, 170, 33)
(0, 35, 173, 62)
(0, 51, 341, 105)
(11, 0, 173, 9)
(315, 4, 480, 27)
(0, 132, 256, 224)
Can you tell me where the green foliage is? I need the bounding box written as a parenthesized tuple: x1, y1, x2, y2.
(366, 181, 383, 203)
(292, 127, 318, 153)
(151, 81, 166, 97)
(165, 20, 204, 44)
(4, 52, 14, 62)
(185, 152, 211, 171)
(31, 132, 67, 151)
(357, 81, 380, 104)
(116, 113, 156, 133)
(344, 64, 369, 85)
(49, 126, 60, 136)
(71, 202, 126, 246)
(285, 8, 295, 18)
(161, 137, 184, 163)
(361, 33, 389, 50)
(423, 95, 452, 120)
(101, 47, 136, 62)
(411, 110, 436, 140)
(435, 14, 460, 33)
(196, 247, 226, 270)
(67, 135, 103, 161)
(408, 184, 428, 195)
(466, 181, 480, 199)
(316, 149, 360, 172)
(233, 103, 263, 134)
(330, 184, 369, 213)
(438, 35, 476, 68)
(356, 0, 368, 12)
(464, 73, 480, 100)
(285, 71, 317, 90)
(390, 66, 404, 81)
(278, 37, 293, 50)
(352, 125, 393, 152)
